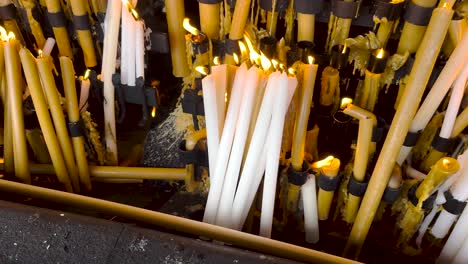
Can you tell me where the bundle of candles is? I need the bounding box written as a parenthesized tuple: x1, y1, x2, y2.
(0, 0, 467, 262)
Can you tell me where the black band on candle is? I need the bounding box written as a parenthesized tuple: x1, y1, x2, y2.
(259, 36, 277, 58)
(331, 0, 360, 19)
(294, 0, 323, 14)
(225, 38, 240, 56)
(367, 50, 388, 74)
(211, 39, 224, 58)
(73, 14, 91, 30)
(374, 0, 404, 21)
(330, 44, 349, 69)
(394, 55, 415, 81)
(182, 89, 205, 116)
(47, 11, 67, 28)
(432, 134, 454, 153)
(443, 191, 467, 215)
(382, 186, 401, 204)
(408, 183, 436, 210)
(287, 163, 309, 186)
(68, 121, 83, 138)
(318, 173, 342, 191)
(260, 0, 289, 12)
(192, 33, 209, 55)
(179, 140, 209, 167)
(372, 117, 386, 142)
(0, 4, 16, 20)
(403, 130, 420, 147)
(198, 0, 223, 3)
(404, 1, 434, 26)
(348, 176, 368, 197)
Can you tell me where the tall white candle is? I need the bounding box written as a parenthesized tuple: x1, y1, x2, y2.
(302, 174, 319, 243)
(232, 72, 280, 230)
(453, 236, 468, 264)
(202, 75, 220, 179)
(439, 203, 468, 263)
(135, 20, 145, 79)
(203, 63, 248, 224)
(101, 0, 122, 165)
(260, 73, 297, 238)
(120, 0, 129, 85)
(216, 66, 261, 228)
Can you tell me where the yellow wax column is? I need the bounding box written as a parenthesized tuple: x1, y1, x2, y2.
(0, 0, 25, 45)
(360, 48, 387, 112)
(451, 107, 468, 138)
(165, 0, 190, 77)
(325, 0, 356, 53)
(22, 0, 46, 49)
(44, 0, 73, 57)
(345, 3, 454, 258)
(319, 66, 339, 109)
(4, 34, 29, 183)
(297, 13, 315, 42)
(19, 48, 73, 193)
(226, 0, 252, 65)
(68, 0, 97, 67)
(397, 0, 438, 54)
(59, 56, 92, 191)
(1, 76, 13, 175)
(36, 56, 81, 192)
(315, 157, 341, 220)
(266, 11, 279, 37)
(199, 0, 221, 40)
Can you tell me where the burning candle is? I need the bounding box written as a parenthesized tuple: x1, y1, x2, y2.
(20, 48, 74, 193)
(165, 0, 189, 77)
(198, 0, 221, 40)
(4, 32, 30, 184)
(60, 56, 92, 191)
(79, 69, 91, 112)
(314, 156, 341, 220)
(120, 0, 137, 85)
(0, 0, 24, 45)
(44, 0, 73, 57)
(346, 3, 454, 257)
(357, 48, 388, 112)
(101, 0, 122, 165)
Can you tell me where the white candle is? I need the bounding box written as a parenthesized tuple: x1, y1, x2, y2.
(302, 174, 319, 243)
(453, 236, 468, 264)
(231, 72, 280, 230)
(203, 63, 248, 224)
(260, 73, 297, 238)
(79, 76, 91, 112)
(135, 20, 145, 79)
(440, 63, 468, 138)
(42, 37, 56, 56)
(216, 66, 261, 228)
(101, 0, 122, 165)
(120, 0, 129, 85)
(439, 203, 468, 263)
(202, 75, 220, 179)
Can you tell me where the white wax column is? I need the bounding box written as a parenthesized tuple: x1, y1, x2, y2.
(216, 66, 261, 228)
(120, 2, 129, 85)
(202, 75, 220, 179)
(453, 237, 468, 264)
(42, 38, 56, 56)
(302, 174, 319, 243)
(135, 20, 145, 79)
(440, 63, 468, 138)
(79, 78, 91, 112)
(260, 73, 297, 238)
(127, 2, 137, 86)
(231, 72, 280, 230)
(203, 63, 248, 225)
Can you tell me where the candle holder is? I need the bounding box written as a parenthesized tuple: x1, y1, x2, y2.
(367, 49, 388, 74)
(297, 41, 315, 64)
(259, 36, 277, 59)
(330, 44, 350, 70)
(191, 32, 209, 55)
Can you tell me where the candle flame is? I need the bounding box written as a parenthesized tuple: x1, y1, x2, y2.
(6, 31, 15, 41)
(239, 41, 247, 57)
(122, 0, 139, 20)
(213, 56, 220, 66)
(442, 158, 451, 167)
(183, 18, 199, 36)
(244, 35, 255, 53)
(260, 52, 271, 71)
(376, 48, 385, 59)
(308, 56, 314, 65)
(0, 26, 7, 41)
(341, 97, 353, 109)
(342, 43, 347, 54)
(250, 50, 260, 65)
(195, 66, 208, 76)
(233, 52, 239, 65)
(151, 106, 156, 118)
(37, 49, 43, 58)
(271, 59, 279, 70)
(442, 2, 448, 8)
(311, 156, 335, 169)
(279, 63, 285, 71)
(288, 68, 296, 76)
(225, 92, 228, 103)
(84, 69, 91, 80)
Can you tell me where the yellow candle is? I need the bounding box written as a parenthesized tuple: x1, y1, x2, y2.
(69, 0, 97, 67)
(291, 58, 318, 171)
(23, 0, 46, 49)
(4, 34, 30, 183)
(360, 70, 381, 112)
(199, 2, 220, 40)
(45, 0, 73, 57)
(37, 56, 81, 192)
(19, 48, 73, 192)
(1, 75, 13, 175)
(316, 157, 341, 220)
(345, 3, 454, 258)
(165, 0, 189, 77)
(297, 13, 315, 42)
(451, 107, 468, 138)
(59, 56, 92, 191)
(319, 66, 339, 108)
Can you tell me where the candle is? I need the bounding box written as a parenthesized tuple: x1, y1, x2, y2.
(0, 28, 12, 175)
(211, 61, 237, 127)
(198, 0, 221, 40)
(260, 73, 297, 238)
(79, 70, 91, 112)
(19, 48, 74, 193)
(203, 63, 248, 225)
(326, 0, 355, 53)
(69, 0, 97, 67)
(4, 33, 30, 184)
(315, 157, 341, 220)
(44, 0, 72, 57)
(165, 0, 189, 77)
(439, 197, 468, 262)
(453, 238, 468, 264)
(231, 72, 280, 230)
(319, 66, 339, 109)
(23, 0, 46, 50)
(201, 75, 219, 179)
(397, 32, 468, 164)
(452, 107, 468, 138)
(36, 55, 81, 192)
(120, 0, 137, 85)
(302, 174, 319, 243)
(357, 48, 388, 112)
(101, 0, 121, 165)
(291, 56, 317, 171)
(0, 0, 25, 45)
(216, 66, 261, 228)
(60, 56, 92, 191)
(296, 10, 315, 42)
(345, 3, 454, 257)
